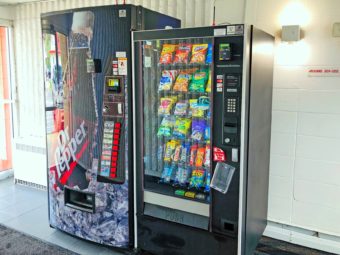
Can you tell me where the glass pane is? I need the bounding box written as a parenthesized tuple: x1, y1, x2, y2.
(44, 12, 97, 189)
(43, 32, 68, 169)
(142, 39, 213, 203)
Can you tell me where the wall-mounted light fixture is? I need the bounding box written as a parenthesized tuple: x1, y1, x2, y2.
(281, 25, 301, 42)
(332, 23, 340, 37)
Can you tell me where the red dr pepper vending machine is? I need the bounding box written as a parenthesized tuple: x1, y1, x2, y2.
(42, 5, 180, 249)
(133, 25, 274, 255)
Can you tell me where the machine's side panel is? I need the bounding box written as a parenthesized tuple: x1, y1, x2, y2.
(141, 7, 181, 30)
(244, 26, 274, 255)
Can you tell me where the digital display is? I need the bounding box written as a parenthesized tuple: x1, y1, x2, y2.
(107, 77, 121, 93)
(108, 78, 119, 87)
(219, 43, 231, 61)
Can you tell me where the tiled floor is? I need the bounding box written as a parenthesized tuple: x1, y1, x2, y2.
(0, 177, 124, 255)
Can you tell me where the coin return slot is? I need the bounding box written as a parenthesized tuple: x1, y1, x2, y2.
(64, 187, 95, 213)
(224, 123, 237, 134)
(221, 219, 237, 236)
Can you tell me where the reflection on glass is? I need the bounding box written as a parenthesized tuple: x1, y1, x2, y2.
(43, 16, 97, 189)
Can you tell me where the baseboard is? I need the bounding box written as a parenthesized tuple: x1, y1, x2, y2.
(264, 221, 340, 254)
(14, 178, 47, 191)
(0, 169, 14, 181)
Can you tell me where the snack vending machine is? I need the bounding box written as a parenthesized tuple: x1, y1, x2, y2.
(42, 5, 180, 248)
(133, 25, 274, 255)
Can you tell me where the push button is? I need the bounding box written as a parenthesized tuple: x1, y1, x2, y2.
(232, 148, 239, 162)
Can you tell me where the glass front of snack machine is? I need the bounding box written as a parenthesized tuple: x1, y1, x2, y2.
(142, 39, 213, 205)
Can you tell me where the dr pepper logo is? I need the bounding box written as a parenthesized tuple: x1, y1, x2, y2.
(54, 121, 89, 184)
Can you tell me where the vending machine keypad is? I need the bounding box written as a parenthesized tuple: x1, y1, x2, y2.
(226, 98, 237, 113)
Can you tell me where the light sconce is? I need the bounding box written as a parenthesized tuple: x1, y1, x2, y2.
(281, 25, 301, 42)
(332, 23, 340, 37)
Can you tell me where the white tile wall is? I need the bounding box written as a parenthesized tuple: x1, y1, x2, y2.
(297, 113, 340, 138)
(273, 66, 299, 89)
(298, 90, 340, 114)
(272, 111, 297, 133)
(292, 200, 340, 236)
(294, 179, 340, 209)
(272, 89, 299, 112)
(269, 155, 295, 178)
(296, 135, 340, 162)
(252, 0, 340, 240)
(270, 133, 296, 156)
(269, 175, 293, 198)
(297, 71, 340, 90)
(295, 158, 340, 186)
(268, 194, 292, 222)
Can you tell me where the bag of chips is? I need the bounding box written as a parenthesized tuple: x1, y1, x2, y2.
(206, 110, 211, 119)
(204, 126, 211, 141)
(198, 96, 210, 110)
(164, 140, 179, 162)
(159, 44, 177, 64)
(173, 68, 198, 92)
(189, 169, 206, 189)
(157, 116, 175, 137)
(191, 119, 206, 141)
(189, 144, 198, 166)
(160, 164, 177, 183)
(173, 144, 182, 163)
(189, 69, 208, 93)
(190, 44, 208, 64)
(174, 166, 191, 186)
(180, 142, 190, 164)
(206, 70, 212, 93)
(195, 147, 205, 167)
(204, 172, 211, 193)
(204, 143, 211, 167)
(174, 101, 188, 116)
(159, 70, 177, 91)
(173, 118, 191, 139)
(158, 96, 177, 115)
(189, 99, 204, 118)
(173, 44, 192, 64)
(157, 144, 165, 170)
(173, 72, 192, 92)
(206, 43, 213, 64)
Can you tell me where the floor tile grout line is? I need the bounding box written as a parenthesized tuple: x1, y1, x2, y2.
(1, 202, 48, 226)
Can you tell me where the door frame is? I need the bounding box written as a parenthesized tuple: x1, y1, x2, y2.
(0, 21, 15, 173)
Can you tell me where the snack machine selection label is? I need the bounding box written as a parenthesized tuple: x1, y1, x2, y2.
(100, 121, 115, 177)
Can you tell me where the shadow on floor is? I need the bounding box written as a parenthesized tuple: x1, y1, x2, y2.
(0, 224, 78, 255)
(255, 237, 335, 255)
